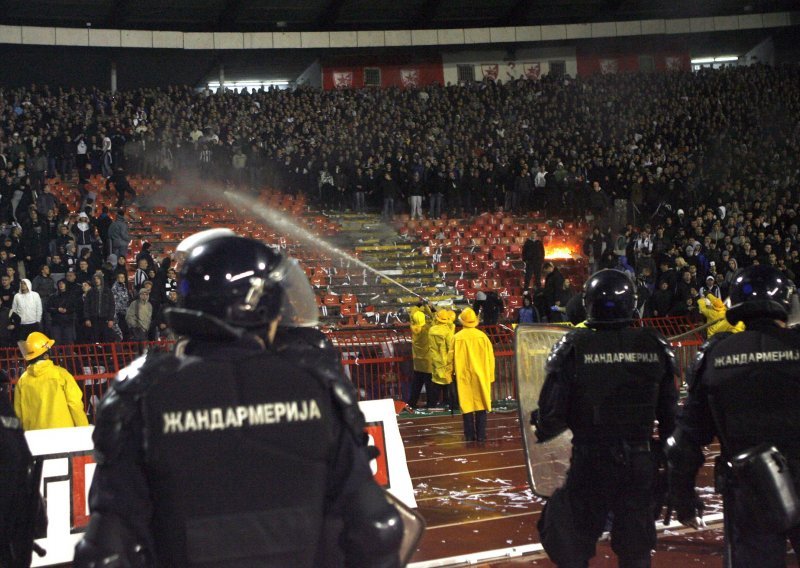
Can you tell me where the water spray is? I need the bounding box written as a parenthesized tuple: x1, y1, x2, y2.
(222, 191, 428, 302)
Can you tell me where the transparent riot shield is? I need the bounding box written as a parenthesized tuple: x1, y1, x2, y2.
(515, 324, 573, 498)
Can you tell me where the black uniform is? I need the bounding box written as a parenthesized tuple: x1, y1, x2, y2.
(0, 379, 43, 568)
(76, 328, 402, 568)
(671, 321, 800, 567)
(536, 326, 677, 568)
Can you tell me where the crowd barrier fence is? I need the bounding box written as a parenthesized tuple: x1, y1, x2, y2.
(3, 317, 703, 417)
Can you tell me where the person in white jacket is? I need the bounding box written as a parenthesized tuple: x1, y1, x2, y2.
(11, 278, 43, 340)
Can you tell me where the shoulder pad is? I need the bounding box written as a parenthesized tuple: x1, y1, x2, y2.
(94, 351, 179, 465)
(112, 351, 179, 395)
(687, 332, 730, 391)
(331, 380, 368, 445)
(274, 327, 340, 370)
(545, 330, 581, 374)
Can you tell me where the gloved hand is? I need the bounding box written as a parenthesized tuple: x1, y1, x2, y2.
(530, 409, 539, 426)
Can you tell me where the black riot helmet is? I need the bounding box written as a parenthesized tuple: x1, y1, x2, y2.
(583, 269, 637, 326)
(167, 229, 319, 336)
(727, 265, 794, 324)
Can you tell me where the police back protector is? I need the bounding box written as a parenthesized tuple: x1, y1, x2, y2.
(141, 348, 337, 567)
(568, 327, 668, 443)
(700, 326, 800, 532)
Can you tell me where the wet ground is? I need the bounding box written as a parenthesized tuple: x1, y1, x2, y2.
(401, 411, 797, 567)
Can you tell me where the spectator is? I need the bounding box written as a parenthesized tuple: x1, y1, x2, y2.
(155, 289, 178, 341)
(111, 272, 132, 340)
(14, 331, 88, 430)
(477, 291, 503, 326)
(517, 295, 538, 324)
(125, 288, 152, 342)
(31, 265, 56, 307)
(83, 274, 116, 343)
(46, 279, 78, 344)
(133, 258, 149, 291)
(454, 308, 495, 442)
(108, 211, 131, 259)
(72, 212, 93, 256)
(105, 168, 136, 208)
(407, 171, 425, 220)
(380, 169, 398, 220)
(10, 279, 42, 340)
(522, 233, 545, 291)
(540, 262, 565, 322)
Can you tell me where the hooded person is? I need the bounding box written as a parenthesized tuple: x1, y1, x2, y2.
(72, 212, 94, 256)
(454, 308, 495, 441)
(10, 278, 42, 340)
(406, 304, 433, 409)
(13, 331, 89, 430)
(698, 293, 745, 337)
(428, 309, 456, 409)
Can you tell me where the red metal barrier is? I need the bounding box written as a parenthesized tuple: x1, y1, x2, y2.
(3, 317, 705, 417)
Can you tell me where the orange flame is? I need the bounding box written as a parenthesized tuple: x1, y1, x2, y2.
(545, 246, 575, 259)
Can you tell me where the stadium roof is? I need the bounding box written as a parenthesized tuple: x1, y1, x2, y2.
(1, 0, 797, 32)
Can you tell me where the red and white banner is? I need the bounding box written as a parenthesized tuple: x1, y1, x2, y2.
(26, 399, 414, 565)
(665, 56, 683, 71)
(481, 64, 499, 81)
(600, 58, 619, 74)
(523, 62, 541, 80)
(333, 71, 353, 89)
(400, 68, 419, 88)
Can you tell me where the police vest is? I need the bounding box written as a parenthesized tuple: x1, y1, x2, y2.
(701, 325, 800, 459)
(568, 328, 669, 443)
(142, 348, 336, 567)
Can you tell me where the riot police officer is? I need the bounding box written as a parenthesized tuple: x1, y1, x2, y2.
(74, 229, 404, 567)
(1, 370, 45, 568)
(666, 264, 800, 567)
(534, 269, 678, 568)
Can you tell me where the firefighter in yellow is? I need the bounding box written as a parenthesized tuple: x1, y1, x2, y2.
(428, 309, 455, 409)
(13, 332, 89, 431)
(406, 303, 433, 409)
(698, 293, 745, 337)
(454, 308, 495, 441)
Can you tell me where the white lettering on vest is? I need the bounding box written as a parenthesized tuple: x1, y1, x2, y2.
(161, 399, 323, 434)
(713, 349, 800, 368)
(583, 352, 660, 364)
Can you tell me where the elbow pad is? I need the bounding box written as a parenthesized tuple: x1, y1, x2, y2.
(343, 484, 403, 568)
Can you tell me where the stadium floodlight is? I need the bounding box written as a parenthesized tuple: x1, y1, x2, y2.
(691, 55, 739, 64)
(207, 80, 290, 92)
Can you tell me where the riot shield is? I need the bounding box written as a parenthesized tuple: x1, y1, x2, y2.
(515, 324, 573, 498)
(384, 489, 426, 566)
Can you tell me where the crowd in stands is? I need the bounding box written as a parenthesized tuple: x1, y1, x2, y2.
(1, 63, 799, 334)
(0, 203, 178, 347)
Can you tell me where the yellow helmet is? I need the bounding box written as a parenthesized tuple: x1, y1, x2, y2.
(19, 331, 55, 361)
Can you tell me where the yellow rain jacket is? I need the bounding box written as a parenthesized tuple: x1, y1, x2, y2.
(428, 311, 455, 385)
(410, 309, 432, 373)
(13, 359, 89, 431)
(454, 309, 495, 413)
(698, 293, 745, 337)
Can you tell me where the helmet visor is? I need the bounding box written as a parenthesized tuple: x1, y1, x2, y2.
(271, 257, 319, 328)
